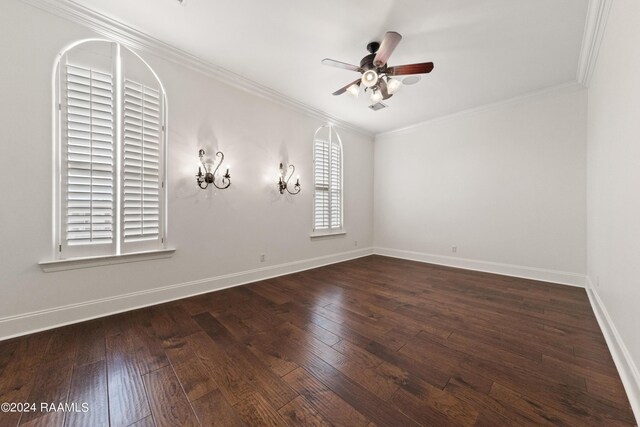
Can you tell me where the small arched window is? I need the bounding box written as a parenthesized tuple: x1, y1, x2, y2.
(313, 125, 343, 232)
(54, 40, 167, 259)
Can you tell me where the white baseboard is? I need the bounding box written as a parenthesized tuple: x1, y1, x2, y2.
(586, 278, 640, 421)
(0, 247, 373, 341)
(373, 247, 586, 287)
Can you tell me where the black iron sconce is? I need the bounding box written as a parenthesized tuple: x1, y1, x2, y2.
(196, 149, 231, 190)
(278, 162, 301, 195)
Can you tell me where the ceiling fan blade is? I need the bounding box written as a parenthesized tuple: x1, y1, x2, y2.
(332, 79, 361, 96)
(373, 31, 402, 67)
(321, 58, 362, 72)
(379, 79, 392, 100)
(387, 62, 434, 76)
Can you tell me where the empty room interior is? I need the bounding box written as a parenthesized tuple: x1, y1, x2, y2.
(1, 0, 639, 425)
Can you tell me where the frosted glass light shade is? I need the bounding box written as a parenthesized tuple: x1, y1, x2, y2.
(387, 78, 401, 94)
(347, 84, 359, 97)
(361, 70, 378, 88)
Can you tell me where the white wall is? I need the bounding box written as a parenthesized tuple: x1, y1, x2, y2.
(0, 0, 374, 338)
(587, 0, 640, 411)
(374, 85, 587, 284)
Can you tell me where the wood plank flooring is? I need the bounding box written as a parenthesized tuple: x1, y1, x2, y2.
(0, 255, 635, 426)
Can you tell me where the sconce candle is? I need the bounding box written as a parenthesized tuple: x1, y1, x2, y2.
(278, 162, 301, 195)
(196, 149, 231, 190)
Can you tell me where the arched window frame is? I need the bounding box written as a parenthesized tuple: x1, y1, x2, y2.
(313, 125, 344, 233)
(52, 39, 168, 260)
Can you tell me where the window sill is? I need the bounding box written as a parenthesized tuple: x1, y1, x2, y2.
(39, 248, 176, 273)
(309, 230, 347, 239)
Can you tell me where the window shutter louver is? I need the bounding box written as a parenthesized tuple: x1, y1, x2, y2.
(330, 139, 342, 229)
(64, 64, 115, 247)
(314, 138, 330, 230)
(313, 126, 343, 232)
(123, 79, 162, 244)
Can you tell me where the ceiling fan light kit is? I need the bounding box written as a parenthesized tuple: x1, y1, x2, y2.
(386, 78, 401, 94)
(370, 90, 383, 103)
(322, 31, 434, 109)
(347, 83, 360, 98)
(361, 70, 379, 88)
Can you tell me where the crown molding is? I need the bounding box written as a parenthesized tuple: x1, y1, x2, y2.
(376, 81, 583, 138)
(19, 0, 373, 137)
(577, 0, 612, 87)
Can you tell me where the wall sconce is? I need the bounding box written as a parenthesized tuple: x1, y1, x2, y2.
(196, 149, 231, 190)
(278, 162, 301, 195)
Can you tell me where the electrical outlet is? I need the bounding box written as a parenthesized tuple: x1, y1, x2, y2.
(260, 254, 265, 262)
(596, 276, 600, 288)
(452, 246, 457, 253)
(354, 240, 358, 247)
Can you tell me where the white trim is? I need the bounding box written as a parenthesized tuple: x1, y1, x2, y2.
(38, 248, 176, 272)
(19, 0, 372, 138)
(374, 247, 586, 287)
(586, 278, 640, 421)
(375, 82, 583, 138)
(576, 0, 612, 87)
(310, 231, 347, 239)
(1, 247, 373, 341)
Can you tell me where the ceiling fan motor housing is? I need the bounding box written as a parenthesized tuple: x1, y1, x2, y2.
(361, 41, 387, 93)
(360, 53, 377, 71)
(362, 41, 382, 71)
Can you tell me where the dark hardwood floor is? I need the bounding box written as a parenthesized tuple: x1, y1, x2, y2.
(0, 255, 635, 426)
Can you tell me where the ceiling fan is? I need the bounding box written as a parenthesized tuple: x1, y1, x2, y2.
(322, 31, 434, 107)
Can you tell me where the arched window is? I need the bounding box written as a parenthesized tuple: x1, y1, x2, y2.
(54, 40, 167, 259)
(313, 125, 343, 232)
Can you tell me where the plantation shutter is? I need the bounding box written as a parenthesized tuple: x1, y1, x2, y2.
(122, 79, 163, 248)
(330, 137, 342, 229)
(314, 137, 330, 230)
(313, 126, 343, 232)
(56, 41, 166, 260)
(63, 63, 115, 253)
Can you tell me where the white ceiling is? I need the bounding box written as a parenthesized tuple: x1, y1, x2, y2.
(74, 0, 589, 134)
